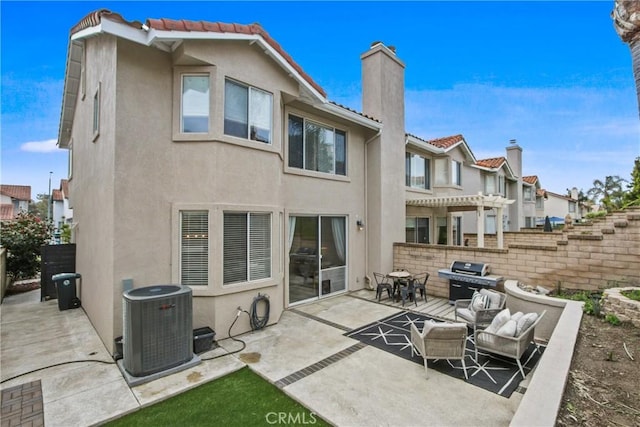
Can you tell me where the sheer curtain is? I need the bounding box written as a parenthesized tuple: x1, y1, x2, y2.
(288, 216, 297, 252)
(331, 217, 345, 264)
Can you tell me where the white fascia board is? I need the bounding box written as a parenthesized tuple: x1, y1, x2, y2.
(317, 103, 382, 131)
(405, 135, 445, 154)
(470, 164, 496, 173)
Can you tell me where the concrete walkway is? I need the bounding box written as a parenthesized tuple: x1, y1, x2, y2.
(1, 289, 528, 426)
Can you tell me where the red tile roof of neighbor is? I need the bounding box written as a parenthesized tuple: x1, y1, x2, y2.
(71, 9, 327, 98)
(476, 157, 506, 169)
(52, 189, 64, 202)
(0, 185, 31, 201)
(0, 204, 15, 220)
(523, 175, 538, 185)
(423, 134, 465, 149)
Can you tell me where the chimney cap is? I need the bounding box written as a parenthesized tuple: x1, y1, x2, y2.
(509, 139, 517, 144)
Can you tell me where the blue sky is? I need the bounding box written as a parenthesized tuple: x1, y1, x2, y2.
(1, 1, 639, 198)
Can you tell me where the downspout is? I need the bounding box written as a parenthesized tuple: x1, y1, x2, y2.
(363, 129, 381, 289)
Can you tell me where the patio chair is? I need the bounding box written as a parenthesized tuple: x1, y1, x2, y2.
(373, 272, 393, 302)
(454, 288, 506, 334)
(411, 321, 468, 380)
(474, 310, 546, 379)
(411, 272, 429, 302)
(400, 278, 417, 307)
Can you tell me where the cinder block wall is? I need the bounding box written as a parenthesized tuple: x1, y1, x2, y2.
(394, 207, 640, 298)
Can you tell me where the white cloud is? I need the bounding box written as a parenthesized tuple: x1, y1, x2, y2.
(20, 139, 59, 153)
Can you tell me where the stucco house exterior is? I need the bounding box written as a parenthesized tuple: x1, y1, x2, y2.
(0, 185, 31, 220)
(543, 189, 583, 224)
(57, 9, 564, 352)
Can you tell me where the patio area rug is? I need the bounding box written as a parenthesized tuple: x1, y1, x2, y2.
(345, 311, 545, 397)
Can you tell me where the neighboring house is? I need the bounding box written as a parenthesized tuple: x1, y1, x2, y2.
(56, 9, 579, 351)
(0, 185, 31, 220)
(542, 189, 582, 223)
(522, 176, 544, 228)
(51, 179, 73, 232)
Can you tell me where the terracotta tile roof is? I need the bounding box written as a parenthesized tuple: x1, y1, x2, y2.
(424, 134, 465, 149)
(476, 157, 506, 169)
(523, 175, 538, 185)
(52, 189, 64, 202)
(0, 204, 15, 220)
(0, 185, 31, 201)
(536, 189, 547, 197)
(329, 101, 380, 123)
(71, 10, 326, 98)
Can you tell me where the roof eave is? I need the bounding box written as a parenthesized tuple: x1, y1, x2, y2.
(405, 135, 446, 154)
(318, 102, 382, 131)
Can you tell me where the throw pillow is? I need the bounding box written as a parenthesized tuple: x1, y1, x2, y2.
(421, 319, 437, 336)
(511, 311, 524, 322)
(516, 312, 538, 336)
(468, 291, 489, 312)
(496, 319, 517, 337)
(480, 289, 502, 309)
(485, 308, 511, 334)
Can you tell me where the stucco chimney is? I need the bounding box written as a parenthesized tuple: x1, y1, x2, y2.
(570, 187, 579, 200)
(361, 41, 406, 276)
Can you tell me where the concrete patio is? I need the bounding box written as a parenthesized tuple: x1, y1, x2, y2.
(1, 288, 550, 426)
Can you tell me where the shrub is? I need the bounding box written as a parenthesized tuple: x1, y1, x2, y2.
(0, 212, 52, 280)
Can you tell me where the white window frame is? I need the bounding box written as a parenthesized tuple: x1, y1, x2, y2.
(223, 212, 272, 285)
(485, 175, 496, 195)
(173, 66, 215, 141)
(180, 210, 209, 286)
(224, 78, 273, 144)
(434, 158, 449, 185)
(452, 160, 462, 186)
(406, 152, 431, 190)
(181, 74, 210, 134)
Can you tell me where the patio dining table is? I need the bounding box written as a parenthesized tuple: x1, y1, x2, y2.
(387, 271, 413, 302)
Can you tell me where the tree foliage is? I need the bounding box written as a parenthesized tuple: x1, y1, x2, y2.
(27, 193, 50, 221)
(1, 212, 52, 280)
(623, 157, 640, 208)
(587, 175, 627, 212)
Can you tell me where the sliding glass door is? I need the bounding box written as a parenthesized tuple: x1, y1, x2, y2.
(288, 215, 347, 304)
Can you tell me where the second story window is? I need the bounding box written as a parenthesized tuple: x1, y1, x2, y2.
(434, 158, 448, 185)
(523, 186, 533, 201)
(181, 75, 209, 133)
(406, 153, 430, 189)
(452, 160, 462, 186)
(224, 79, 273, 144)
(569, 201, 576, 213)
(485, 175, 496, 195)
(498, 175, 506, 196)
(288, 115, 346, 176)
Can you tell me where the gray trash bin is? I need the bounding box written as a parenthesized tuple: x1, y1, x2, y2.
(52, 273, 82, 311)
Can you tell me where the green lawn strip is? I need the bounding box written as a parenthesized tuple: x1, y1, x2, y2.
(106, 367, 330, 427)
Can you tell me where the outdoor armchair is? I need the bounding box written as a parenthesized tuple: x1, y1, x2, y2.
(454, 288, 506, 333)
(411, 320, 468, 380)
(474, 310, 546, 379)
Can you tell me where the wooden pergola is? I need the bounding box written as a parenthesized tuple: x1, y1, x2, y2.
(406, 192, 515, 249)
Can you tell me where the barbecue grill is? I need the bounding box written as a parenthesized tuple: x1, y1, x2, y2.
(437, 261, 504, 304)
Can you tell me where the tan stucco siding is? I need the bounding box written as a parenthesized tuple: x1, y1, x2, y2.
(69, 34, 118, 350)
(99, 39, 372, 341)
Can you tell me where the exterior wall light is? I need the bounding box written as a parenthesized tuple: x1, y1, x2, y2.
(356, 219, 365, 230)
